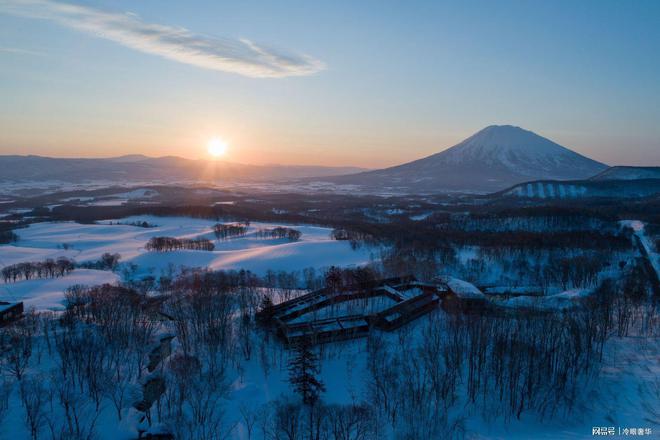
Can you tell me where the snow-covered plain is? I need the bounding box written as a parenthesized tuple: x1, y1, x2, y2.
(0, 216, 375, 310)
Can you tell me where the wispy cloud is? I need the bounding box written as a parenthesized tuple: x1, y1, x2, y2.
(0, 46, 45, 56)
(0, 0, 325, 78)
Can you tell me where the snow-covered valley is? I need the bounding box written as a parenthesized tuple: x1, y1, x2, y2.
(1, 217, 374, 310)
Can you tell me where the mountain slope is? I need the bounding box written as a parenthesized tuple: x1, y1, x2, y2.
(323, 125, 608, 193)
(0, 155, 367, 183)
(494, 178, 660, 200)
(589, 166, 660, 181)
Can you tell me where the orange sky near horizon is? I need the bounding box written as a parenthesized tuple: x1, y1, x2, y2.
(0, 123, 467, 168)
(1, 1, 659, 168)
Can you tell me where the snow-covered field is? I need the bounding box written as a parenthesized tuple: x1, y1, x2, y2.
(0, 269, 120, 311)
(0, 216, 375, 310)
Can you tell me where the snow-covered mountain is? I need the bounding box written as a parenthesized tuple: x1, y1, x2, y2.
(323, 125, 608, 193)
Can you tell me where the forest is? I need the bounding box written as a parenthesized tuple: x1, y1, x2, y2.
(0, 258, 657, 439)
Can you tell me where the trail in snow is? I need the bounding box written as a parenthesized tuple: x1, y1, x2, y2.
(621, 220, 660, 292)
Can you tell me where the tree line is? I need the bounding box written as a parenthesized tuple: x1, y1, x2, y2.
(145, 236, 215, 252)
(256, 227, 302, 241)
(78, 253, 121, 271)
(1, 257, 75, 283)
(0, 229, 18, 244)
(213, 222, 249, 240)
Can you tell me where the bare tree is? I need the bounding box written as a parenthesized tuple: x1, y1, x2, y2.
(0, 378, 12, 427)
(2, 319, 35, 380)
(239, 403, 259, 440)
(327, 404, 376, 440)
(49, 371, 99, 440)
(20, 377, 47, 440)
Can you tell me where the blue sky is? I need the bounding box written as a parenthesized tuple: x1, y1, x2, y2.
(0, 0, 659, 167)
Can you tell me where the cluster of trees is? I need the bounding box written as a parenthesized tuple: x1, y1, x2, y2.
(540, 255, 607, 290)
(78, 253, 121, 271)
(0, 219, 28, 244)
(433, 230, 631, 251)
(145, 236, 215, 252)
(250, 398, 377, 440)
(1, 257, 75, 283)
(431, 209, 617, 233)
(163, 266, 343, 303)
(364, 302, 619, 437)
(331, 229, 375, 249)
(323, 266, 379, 292)
(591, 263, 659, 337)
(158, 273, 261, 438)
(0, 285, 160, 439)
(0, 229, 18, 244)
(379, 246, 452, 282)
(111, 220, 157, 228)
(378, 228, 633, 290)
(213, 222, 249, 240)
(256, 227, 302, 241)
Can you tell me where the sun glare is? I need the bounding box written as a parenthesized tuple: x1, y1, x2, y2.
(207, 138, 228, 158)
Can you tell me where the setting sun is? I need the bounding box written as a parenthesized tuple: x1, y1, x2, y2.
(207, 138, 228, 158)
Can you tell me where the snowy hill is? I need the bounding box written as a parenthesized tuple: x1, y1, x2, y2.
(321, 125, 608, 193)
(589, 166, 660, 181)
(496, 178, 660, 200)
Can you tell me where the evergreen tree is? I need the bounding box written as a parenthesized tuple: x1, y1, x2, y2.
(324, 266, 343, 292)
(288, 338, 325, 406)
(258, 295, 275, 323)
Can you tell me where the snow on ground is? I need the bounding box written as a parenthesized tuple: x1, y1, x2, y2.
(84, 189, 160, 206)
(441, 276, 486, 299)
(230, 312, 659, 440)
(483, 286, 546, 296)
(111, 188, 158, 199)
(0, 216, 374, 309)
(0, 269, 120, 311)
(495, 288, 593, 311)
(477, 335, 660, 439)
(621, 220, 660, 282)
(509, 182, 588, 199)
(410, 212, 432, 221)
(0, 304, 655, 440)
(0, 244, 78, 267)
(88, 199, 128, 206)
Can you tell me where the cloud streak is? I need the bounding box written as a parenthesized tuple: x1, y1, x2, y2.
(0, 0, 325, 78)
(0, 46, 45, 56)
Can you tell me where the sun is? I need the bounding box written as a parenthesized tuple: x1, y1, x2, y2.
(207, 138, 228, 158)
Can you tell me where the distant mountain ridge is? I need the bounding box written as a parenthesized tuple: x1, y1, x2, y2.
(320, 125, 608, 193)
(0, 155, 368, 183)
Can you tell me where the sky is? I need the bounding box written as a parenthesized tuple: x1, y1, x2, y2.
(0, 0, 659, 168)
